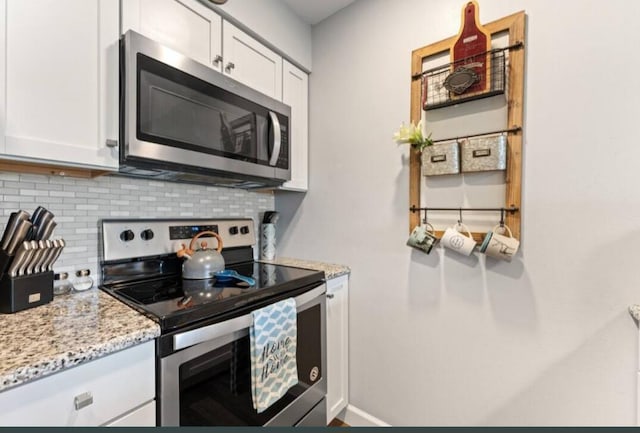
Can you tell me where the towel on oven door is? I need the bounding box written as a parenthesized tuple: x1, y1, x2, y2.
(250, 298, 298, 413)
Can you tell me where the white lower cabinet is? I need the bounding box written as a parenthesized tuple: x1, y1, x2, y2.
(326, 275, 349, 424)
(0, 0, 119, 170)
(106, 401, 156, 427)
(0, 341, 156, 426)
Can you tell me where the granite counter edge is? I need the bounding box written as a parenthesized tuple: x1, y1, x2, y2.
(259, 257, 350, 280)
(0, 325, 159, 393)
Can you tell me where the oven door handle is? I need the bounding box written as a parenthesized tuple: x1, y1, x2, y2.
(173, 284, 326, 351)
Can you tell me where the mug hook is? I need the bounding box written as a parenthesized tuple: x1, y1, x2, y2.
(500, 208, 505, 227)
(458, 208, 463, 224)
(422, 209, 428, 225)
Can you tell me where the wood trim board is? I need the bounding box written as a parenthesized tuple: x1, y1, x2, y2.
(409, 10, 525, 241)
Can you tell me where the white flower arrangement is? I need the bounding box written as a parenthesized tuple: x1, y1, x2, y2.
(393, 120, 433, 152)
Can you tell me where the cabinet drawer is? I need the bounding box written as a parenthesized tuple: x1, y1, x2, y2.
(106, 401, 156, 427)
(0, 341, 155, 426)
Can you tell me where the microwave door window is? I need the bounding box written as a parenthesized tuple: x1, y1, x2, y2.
(137, 55, 273, 165)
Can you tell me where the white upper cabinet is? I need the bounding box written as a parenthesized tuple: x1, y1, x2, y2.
(121, 0, 223, 72)
(0, 0, 119, 170)
(281, 60, 308, 191)
(123, 0, 283, 100)
(222, 20, 282, 100)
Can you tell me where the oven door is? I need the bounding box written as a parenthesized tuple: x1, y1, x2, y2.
(159, 284, 326, 426)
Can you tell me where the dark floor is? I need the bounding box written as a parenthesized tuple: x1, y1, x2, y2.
(329, 418, 349, 427)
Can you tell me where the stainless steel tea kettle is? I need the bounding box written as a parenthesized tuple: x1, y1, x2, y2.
(176, 231, 225, 279)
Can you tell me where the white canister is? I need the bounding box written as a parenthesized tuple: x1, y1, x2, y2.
(441, 223, 477, 256)
(260, 223, 276, 260)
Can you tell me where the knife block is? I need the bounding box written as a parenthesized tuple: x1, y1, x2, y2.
(0, 249, 14, 279)
(0, 271, 54, 313)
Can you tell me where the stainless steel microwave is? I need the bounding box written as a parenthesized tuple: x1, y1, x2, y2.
(119, 30, 291, 189)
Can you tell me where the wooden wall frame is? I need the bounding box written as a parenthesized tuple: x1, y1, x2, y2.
(409, 10, 525, 241)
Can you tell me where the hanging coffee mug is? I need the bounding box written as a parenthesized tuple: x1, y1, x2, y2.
(407, 223, 439, 254)
(441, 222, 477, 256)
(480, 224, 519, 261)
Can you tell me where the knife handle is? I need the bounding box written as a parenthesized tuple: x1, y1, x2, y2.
(7, 242, 31, 278)
(6, 219, 32, 256)
(46, 239, 65, 272)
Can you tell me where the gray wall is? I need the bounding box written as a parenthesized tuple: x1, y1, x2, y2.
(0, 172, 273, 280)
(276, 0, 640, 426)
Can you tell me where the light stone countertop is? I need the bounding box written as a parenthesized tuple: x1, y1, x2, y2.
(0, 289, 160, 393)
(629, 305, 640, 322)
(259, 257, 350, 280)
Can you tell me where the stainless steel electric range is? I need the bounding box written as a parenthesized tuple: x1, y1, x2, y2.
(99, 218, 327, 427)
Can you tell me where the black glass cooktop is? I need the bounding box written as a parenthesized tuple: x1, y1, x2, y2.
(101, 262, 324, 331)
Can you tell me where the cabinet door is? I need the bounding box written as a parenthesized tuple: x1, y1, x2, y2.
(281, 60, 309, 191)
(105, 401, 156, 427)
(1, 0, 119, 170)
(326, 275, 349, 423)
(222, 20, 282, 100)
(0, 341, 155, 426)
(122, 0, 222, 72)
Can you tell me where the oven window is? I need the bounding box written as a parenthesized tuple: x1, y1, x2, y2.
(179, 304, 322, 426)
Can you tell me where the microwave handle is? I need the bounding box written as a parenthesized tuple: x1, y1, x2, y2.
(268, 111, 281, 166)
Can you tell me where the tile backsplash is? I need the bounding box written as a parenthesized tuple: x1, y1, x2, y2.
(0, 171, 274, 281)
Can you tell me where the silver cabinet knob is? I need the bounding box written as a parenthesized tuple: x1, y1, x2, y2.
(74, 392, 94, 411)
(326, 293, 335, 299)
(105, 139, 118, 148)
(212, 54, 223, 65)
(225, 62, 235, 73)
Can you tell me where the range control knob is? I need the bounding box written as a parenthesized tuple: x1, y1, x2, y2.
(229, 226, 239, 235)
(240, 225, 250, 235)
(140, 229, 154, 241)
(120, 229, 135, 242)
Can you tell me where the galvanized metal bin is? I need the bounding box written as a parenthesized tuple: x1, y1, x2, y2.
(460, 134, 507, 173)
(421, 141, 460, 176)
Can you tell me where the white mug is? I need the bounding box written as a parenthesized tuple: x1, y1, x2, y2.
(441, 223, 477, 256)
(480, 224, 519, 261)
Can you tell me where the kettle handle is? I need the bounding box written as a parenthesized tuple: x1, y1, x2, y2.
(189, 231, 223, 253)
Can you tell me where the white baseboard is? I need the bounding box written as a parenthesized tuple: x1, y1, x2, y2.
(340, 404, 391, 427)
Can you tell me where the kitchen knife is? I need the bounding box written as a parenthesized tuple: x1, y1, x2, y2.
(37, 218, 57, 241)
(25, 240, 47, 275)
(30, 206, 47, 226)
(1, 212, 19, 251)
(24, 241, 44, 275)
(18, 241, 39, 276)
(0, 210, 29, 252)
(25, 224, 38, 242)
(7, 241, 33, 278)
(34, 240, 53, 273)
(6, 219, 33, 256)
(40, 240, 60, 273)
(46, 239, 65, 272)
